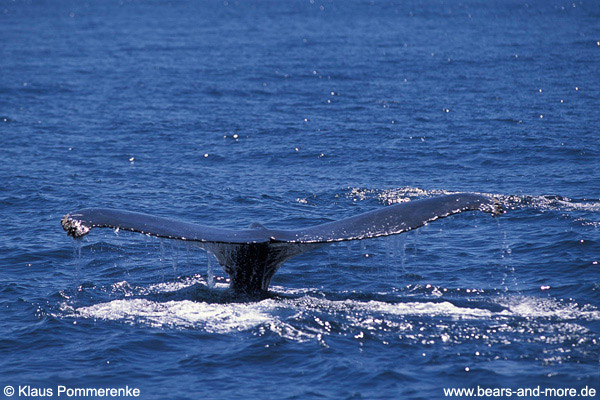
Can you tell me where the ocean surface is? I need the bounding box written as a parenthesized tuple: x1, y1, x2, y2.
(1, 0, 599, 398)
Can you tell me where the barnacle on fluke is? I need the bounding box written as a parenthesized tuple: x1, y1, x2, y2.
(61, 214, 90, 238)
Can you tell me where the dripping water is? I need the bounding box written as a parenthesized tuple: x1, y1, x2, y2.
(398, 235, 406, 278)
(206, 251, 216, 288)
(412, 229, 419, 254)
(185, 242, 192, 269)
(385, 234, 406, 287)
(171, 241, 178, 274)
(72, 238, 82, 287)
(159, 238, 166, 265)
(158, 238, 167, 281)
(498, 219, 518, 292)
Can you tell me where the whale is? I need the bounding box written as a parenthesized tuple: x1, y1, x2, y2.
(61, 193, 502, 294)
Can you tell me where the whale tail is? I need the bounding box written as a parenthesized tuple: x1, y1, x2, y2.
(61, 193, 502, 294)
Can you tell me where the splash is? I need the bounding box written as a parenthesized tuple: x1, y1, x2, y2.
(72, 299, 274, 332)
(345, 186, 600, 213)
(59, 276, 600, 341)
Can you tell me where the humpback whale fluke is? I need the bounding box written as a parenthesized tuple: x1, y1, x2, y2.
(61, 193, 502, 294)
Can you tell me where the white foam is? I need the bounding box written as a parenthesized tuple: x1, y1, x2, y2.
(345, 186, 600, 213)
(496, 296, 600, 320)
(364, 300, 493, 318)
(60, 278, 600, 340)
(142, 275, 228, 294)
(74, 298, 274, 332)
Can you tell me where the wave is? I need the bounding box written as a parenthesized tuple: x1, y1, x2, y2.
(343, 186, 600, 212)
(55, 277, 600, 344)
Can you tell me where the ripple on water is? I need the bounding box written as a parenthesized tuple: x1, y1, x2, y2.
(54, 276, 600, 362)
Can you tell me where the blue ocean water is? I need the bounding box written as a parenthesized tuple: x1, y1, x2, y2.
(1, 0, 599, 398)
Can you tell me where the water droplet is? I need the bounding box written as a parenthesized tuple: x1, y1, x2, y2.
(206, 252, 216, 288)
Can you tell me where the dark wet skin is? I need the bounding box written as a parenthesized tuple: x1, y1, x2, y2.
(62, 193, 502, 294)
